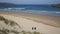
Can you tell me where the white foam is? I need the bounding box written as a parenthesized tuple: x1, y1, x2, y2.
(56, 12, 60, 14)
(3, 8, 25, 10)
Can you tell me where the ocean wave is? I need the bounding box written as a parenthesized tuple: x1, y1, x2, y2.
(40, 11, 55, 13)
(23, 10, 60, 14)
(3, 8, 26, 10)
(56, 12, 60, 14)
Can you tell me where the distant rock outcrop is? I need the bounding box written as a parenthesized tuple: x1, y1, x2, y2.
(52, 4, 60, 8)
(0, 2, 15, 5)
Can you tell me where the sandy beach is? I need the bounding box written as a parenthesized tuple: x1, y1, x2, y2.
(0, 11, 60, 34)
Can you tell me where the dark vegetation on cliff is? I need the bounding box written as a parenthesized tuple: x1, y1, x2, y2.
(52, 4, 60, 8)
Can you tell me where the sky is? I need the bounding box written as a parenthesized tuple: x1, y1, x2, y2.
(0, 0, 60, 4)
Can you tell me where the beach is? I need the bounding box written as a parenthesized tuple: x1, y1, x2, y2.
(0, 10, 60, 28)
(0, 10, 60, 34)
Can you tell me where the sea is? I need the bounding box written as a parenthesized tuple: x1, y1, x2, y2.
(0, 4, 60, 16)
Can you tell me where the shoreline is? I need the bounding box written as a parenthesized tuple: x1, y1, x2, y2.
(0, 10, 60, 16)
(0, 10, 60, 28)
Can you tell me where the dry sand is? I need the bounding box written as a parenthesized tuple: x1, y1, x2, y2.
(0, 11, 60, 34)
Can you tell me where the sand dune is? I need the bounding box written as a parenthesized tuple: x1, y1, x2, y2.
(0, 14, 60, 34)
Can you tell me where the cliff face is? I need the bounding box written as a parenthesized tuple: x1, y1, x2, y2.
(52, 4, 60, 8)
(0, 2, 15, 5)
